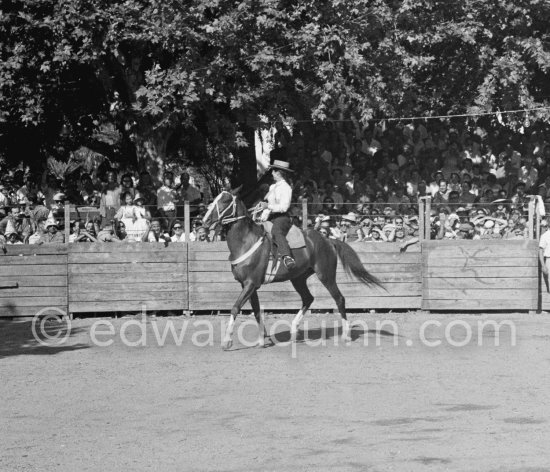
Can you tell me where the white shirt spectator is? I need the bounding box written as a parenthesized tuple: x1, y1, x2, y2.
(539, 229, 550, 258)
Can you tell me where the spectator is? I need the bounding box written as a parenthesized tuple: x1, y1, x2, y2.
(170, 220, 186, 242)
(177, 172, 202, 218)
(135, 170, 157, 210)
(69, 220, 97, 243)
(96, 223, 122, 243)
(29, 217, 47, 244)
(0, 203, 31, 240)
(143, 218, 170, 243)
(157, 171, 177, 230)
(195, 226, 210, 242)
(38, 219, 65, 244)
(99, 171, 121, 224)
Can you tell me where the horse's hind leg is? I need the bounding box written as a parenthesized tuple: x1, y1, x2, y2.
(316, 271, 349, 343)
(223, 281, 256, 350)
(290, 271, 314, 342)
(250, 290, 270, 347)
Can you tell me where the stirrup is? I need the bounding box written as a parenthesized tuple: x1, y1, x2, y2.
(283, 256, 296, 269)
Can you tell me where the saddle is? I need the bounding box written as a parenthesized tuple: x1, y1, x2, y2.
(261, 222, 306, 249)
(260, 223, 306, 283)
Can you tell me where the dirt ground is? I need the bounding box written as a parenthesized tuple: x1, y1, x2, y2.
(1, 311, 550, 472)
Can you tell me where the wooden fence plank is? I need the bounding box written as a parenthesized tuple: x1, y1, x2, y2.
(69, 272, 187, 284)
(424, 266, 538, 278)
(68, 242, 186, 253)
(69, 300, 186, 312)
(69, 291, 187, 302)
(1, 244, 67, 256)
(424, 257, 536, 267)
(68, 251, 187, 264)
(423, 299, 535, 310)
(0, 287, 67, 298)
(0, 297, 67, 307)
(189, 271, 420, 283)
(69, 263, 184, 275)
(423, 277, 537, 290)
(422, 289, 537, 301)
(0, 264, 68, 276)
(0, 305, 68, 317)
(0, 255, 67, 265)
(0, 275, 67, 287)
(69, 282, 184, 293)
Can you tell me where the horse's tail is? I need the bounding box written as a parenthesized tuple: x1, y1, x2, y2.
(329, 239, 384, 289)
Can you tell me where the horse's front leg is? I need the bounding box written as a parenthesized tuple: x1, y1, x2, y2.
(250, 289, 270, 347)
(223, 281, 257, 350)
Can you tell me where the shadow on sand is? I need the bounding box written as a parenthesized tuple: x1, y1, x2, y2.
(0, 316, 89, 360)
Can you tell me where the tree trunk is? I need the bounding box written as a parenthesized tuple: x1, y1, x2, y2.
(231, 124, 257, 195)
(132, 128, 171, 183)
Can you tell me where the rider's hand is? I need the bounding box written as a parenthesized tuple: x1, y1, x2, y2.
(258, 201, 268, 210)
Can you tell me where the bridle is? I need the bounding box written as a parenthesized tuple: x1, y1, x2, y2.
(204, 191, 246, 228)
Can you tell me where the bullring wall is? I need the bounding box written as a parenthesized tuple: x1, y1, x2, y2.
(0, 240, 542, 317)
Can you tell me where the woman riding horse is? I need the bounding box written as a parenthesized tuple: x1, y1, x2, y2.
(257, 159, 296, 269)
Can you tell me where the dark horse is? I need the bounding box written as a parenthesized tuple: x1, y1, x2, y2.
(202, 189, 383, 349)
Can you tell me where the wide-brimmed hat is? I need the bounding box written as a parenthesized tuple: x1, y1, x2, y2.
(53, 193, 66, 202)
(342, 212, 357, 223)
(268, 160, 293, 172)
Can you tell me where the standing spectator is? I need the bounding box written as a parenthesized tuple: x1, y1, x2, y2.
(28, 217, 47, 244)
(136, 170, 158, 212)
(518, 156, 538, 192)
(115, 192, 139, 240)
(177, 172, 202, 218)
(41, 173, 61, 209)
(78, 173, 100, 206)
(99, 171, 121, 225)
(132, 194, 151, 241)
(119, 173, 136, 203)
(96, 223, 122, 243)
(320, 181, 344, 212)
(157, 171, 177, 230)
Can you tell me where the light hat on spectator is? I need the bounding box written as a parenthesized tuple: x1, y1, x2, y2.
(484, 220, 495, 229)
(320, 221, 331, 229)
(320, 215, 331, 222)
(342, 212, 358, 223)
(53, 193, 66, 202)
(134, 193, 145, 203)
(45, 218, 58, 229)
(4, 219, 17, 237)
(541, 220, 548, 227)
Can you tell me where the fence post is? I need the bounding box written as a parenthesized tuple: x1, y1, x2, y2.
(302, 198, 308, 231)
(424, 197, 432, 241)
(184, 201, 190, 242)
(418, 198, 425, 242)
(528, 196, 535, 240)
(64, 200, 70, 244)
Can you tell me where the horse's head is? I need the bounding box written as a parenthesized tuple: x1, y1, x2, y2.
(202, 188, 241, 229)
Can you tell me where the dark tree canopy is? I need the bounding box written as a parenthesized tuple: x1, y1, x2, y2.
(1, 0, 549, 186)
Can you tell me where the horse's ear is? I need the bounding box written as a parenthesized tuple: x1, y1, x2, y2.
(231, 185, 243, 196)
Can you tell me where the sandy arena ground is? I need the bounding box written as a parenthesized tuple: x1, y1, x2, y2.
(1, 311, 550, 472)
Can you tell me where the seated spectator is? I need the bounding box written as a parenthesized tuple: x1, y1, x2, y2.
(28, 193, 50, 224)
(69, 220, 97, 243)
(96, 223, 122, 243)
(171, 220, 186, 242)
(195, 226, 210, 242)
(29, 217, 47, 244)
(119, 173, 136, 203)
(142, 218, 170, 243)
(0, 203, 31, 240)
(38, 219, 65, 244)
(77, 173, 101, 206)
(115, 192, 139, 240)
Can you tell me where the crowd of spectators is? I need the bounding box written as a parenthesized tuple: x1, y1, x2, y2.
(1, 118, 549, 247)
(0, 164, 213, 246)
(278, 119, 550, 244)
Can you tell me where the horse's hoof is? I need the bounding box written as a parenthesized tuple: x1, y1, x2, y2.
(222, 340, 233, 350)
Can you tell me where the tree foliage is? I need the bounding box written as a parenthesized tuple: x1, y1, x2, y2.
(1, 0, 549, 182)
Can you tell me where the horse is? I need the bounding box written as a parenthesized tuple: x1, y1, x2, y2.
(202, 189, 384, 350)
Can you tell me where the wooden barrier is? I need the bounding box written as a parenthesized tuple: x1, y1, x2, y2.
(422, 239, 538, 311)
(188, 242, 422, 311)
(0, 244, 68, 317)
(0, 238, 544, 317)
(67, 242, 188, 314)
